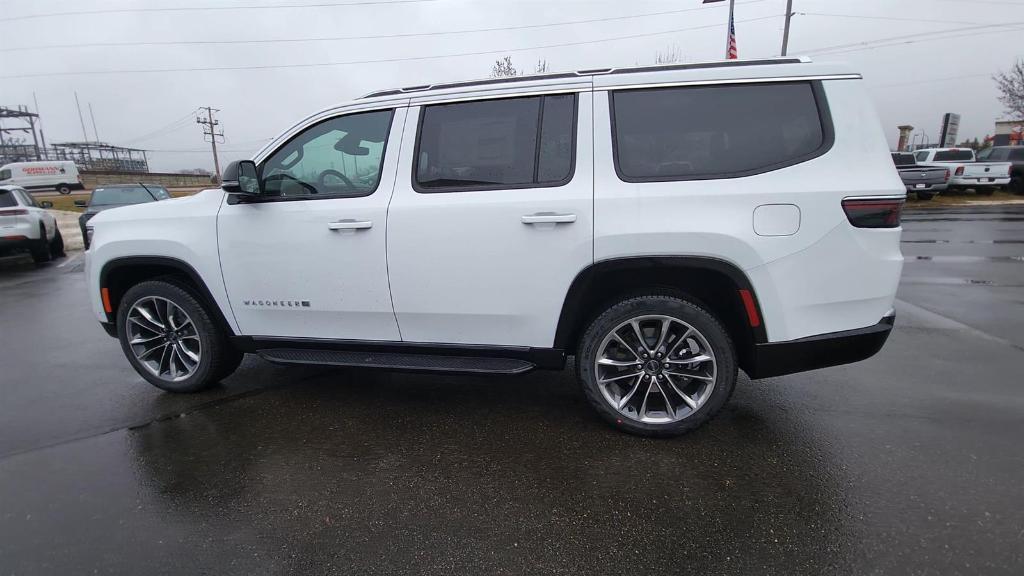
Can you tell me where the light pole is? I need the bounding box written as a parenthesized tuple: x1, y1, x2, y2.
(781, 0, 794, 56)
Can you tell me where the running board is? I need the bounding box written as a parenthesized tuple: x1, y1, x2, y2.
(257, 348, 536, 375)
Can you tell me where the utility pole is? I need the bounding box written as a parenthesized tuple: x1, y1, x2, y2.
(781, 0, 794, 56)
(74, 91, 88, 142)
(196, 107, 224, 181)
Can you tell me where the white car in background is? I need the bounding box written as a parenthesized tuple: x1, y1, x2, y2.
(0, 186, 65, 263)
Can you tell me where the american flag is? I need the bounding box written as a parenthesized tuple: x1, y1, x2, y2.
(727, 9, 738, 59)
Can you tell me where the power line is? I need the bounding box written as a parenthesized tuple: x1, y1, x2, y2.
(0, 0, 438, 23)
(0, 15, 783, 80)
(870, 73, 992, 90)
(805, 20, 1024, 55)
(120, 111, 199, 145)
(1, 1, 770, 53)
(798, 12, 997, 26)
(808, 24, 1024, 57)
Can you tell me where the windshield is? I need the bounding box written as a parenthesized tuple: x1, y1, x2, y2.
(891, 153, 916, 166)
(90, 186, 169, 206)
(934, 149, 974, 162)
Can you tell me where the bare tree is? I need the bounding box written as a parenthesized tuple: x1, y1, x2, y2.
(655, 45, 684, 65)
(491, 56, 520, 78)
(994, 59, 1024, 120)
(534, 59, 549, 74)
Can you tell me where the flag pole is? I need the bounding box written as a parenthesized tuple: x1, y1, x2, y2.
(781, 0, 794, 56)
(725, 0, 735, 59)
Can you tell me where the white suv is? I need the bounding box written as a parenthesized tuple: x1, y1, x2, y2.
(85, 58, 903, 436)
(0, 185, 65, 263)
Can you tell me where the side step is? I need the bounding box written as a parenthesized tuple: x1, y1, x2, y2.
(257, 348, 535, 375)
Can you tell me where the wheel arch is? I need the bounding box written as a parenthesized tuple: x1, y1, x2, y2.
(554, 257, 767, 372)
(100, 256, 236, 337)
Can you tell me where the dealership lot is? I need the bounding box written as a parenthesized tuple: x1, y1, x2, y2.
(1, 205, 1022, 575)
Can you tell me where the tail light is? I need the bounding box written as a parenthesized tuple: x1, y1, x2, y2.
(0, 209, 28, 216)
(842, 197, 904, 228)
(954, 166, 964, 176)
(944, 169, 950, 182)
(1008, 165, 1014, 176)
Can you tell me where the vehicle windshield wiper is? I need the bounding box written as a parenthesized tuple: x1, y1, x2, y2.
(138, 182, 159, 201)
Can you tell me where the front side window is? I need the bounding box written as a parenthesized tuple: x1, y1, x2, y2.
(260, 109, 394, 199)
(611, 82, 828, 181)
(414, 94, 577, 192)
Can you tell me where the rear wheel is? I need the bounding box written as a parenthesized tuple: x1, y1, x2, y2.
(577, 294, 737, 437)
(49, 228, 65, 258)
(57, 184, 72, 195)
(1010, 176, 1024, 195)
(29, 224, 52, 263)
(916, 191, 935, 201)
(117, 279, 241, 393)
(976, 188, 995, 196)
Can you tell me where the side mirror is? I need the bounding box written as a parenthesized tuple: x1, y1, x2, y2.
(73, 199, 87, 208)
(40, 200, 54, 209)
(221, 160, 260, 195)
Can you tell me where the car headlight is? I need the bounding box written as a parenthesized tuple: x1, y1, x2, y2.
(85, 226, 94, 247)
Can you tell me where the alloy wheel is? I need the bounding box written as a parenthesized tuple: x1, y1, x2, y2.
(594, 314, 718, 424)
(125, 296, 202, 382)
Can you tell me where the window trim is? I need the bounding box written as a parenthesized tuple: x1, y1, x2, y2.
(245, 108, 397, 204)
(608, 80, 835, 184)
(411, 93, 579, 194)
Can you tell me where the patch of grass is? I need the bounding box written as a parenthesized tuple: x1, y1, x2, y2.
(34, 189, 199, 213)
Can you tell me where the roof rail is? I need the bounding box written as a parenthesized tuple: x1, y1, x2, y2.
(359, 57, 810, 100)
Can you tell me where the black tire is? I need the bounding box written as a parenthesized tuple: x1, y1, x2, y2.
(29, 224, 52, 263)
(49, 228, 65, 258)
(916, 191, 935, 201)
(116, 278, 241, 393)
(1010, 176, 1024, 195)
(57, 184, 72, 195)
(577, 294, 738, 437)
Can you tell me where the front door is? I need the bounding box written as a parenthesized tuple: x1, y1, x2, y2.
(218, 106, 406, 340)
(387, 91, 593, 347)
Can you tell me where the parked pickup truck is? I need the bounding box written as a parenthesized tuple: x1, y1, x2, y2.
(913, 148, 1011, 195)
(891, 152, 947, 200)
(977, 145, 1024, 195)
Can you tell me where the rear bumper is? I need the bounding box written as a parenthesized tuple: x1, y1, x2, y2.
(0, 235, 34, 252)
(949, 176, 1010, 187)
(903, 183, 946, 192)
(746, 314, 894, 379)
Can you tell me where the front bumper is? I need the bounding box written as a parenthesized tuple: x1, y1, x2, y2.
(746, 315, 894, 379)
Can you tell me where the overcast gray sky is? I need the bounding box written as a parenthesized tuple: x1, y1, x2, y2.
(1, 0, 1021, 172)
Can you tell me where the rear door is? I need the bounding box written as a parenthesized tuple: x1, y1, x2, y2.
(387, 90, 594, 347)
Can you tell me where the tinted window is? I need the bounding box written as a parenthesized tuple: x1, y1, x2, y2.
(1009, 148, 1024, 161)
(0, 190, 16, 208)
(892, 153, 916, 166)
(915, 151, 929, 162)
(415, 94, 576, 191)
(611, 82, 826, 181)
(0, 169, 11, 181)
(17, 189, 39, 207)
(261, 109, 394, 198)
(90, 186, 162, 206)
(933, 150, 974, 162)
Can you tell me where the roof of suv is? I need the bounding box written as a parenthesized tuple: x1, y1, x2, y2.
(360, 57, 813, 99)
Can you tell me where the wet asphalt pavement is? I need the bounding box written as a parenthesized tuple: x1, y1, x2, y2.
(1, 205, 1023, 575)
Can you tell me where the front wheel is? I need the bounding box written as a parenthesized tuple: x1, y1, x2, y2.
(117, 279, 241, 393)
(577, 294, 737, 437)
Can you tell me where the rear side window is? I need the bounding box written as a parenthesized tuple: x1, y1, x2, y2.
(1011, 148, 1024, 161)
(414, 94, 577, 192)
(933, 150, 974, 162)
(0, 190, 16, 208)
(610, 82, 829, 182)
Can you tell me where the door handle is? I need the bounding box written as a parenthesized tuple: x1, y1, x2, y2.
(521, 212, 576, 225)
(328, 219, 373, 230)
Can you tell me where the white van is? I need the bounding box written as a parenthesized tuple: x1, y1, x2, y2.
(0, 161, 83, 194)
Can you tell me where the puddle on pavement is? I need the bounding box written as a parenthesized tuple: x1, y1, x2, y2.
(902, 239, 1024, 244)
(909, 255, 1024, 263)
